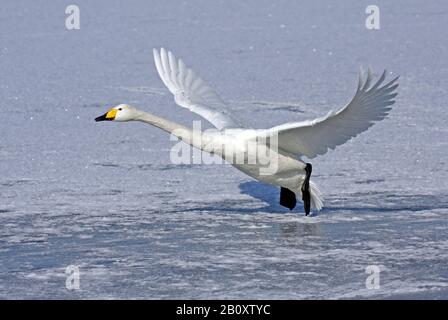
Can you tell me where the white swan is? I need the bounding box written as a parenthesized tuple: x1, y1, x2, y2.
(95, 48, 399, 215)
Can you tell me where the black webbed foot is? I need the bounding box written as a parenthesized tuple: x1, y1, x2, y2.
(280, 187, 296, 210)
(301, 163, 312, 216)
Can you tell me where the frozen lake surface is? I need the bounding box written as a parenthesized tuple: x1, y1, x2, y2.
(1, 0, 447, 299)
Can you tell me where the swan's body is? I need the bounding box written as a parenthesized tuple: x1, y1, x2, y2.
(96, 48, 398, 215)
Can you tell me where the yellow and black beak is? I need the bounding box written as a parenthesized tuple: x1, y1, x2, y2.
(95, 109, 117, 122)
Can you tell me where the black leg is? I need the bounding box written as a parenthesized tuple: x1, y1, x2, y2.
(301, 163, 312, 216)
(280, 187, 296, 210)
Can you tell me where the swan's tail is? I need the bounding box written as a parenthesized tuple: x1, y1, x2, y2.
(309, 180, 324, 211)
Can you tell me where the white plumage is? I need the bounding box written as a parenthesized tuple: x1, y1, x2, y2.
(153, 48, 240, 130)
(96, 48, 399, 215)
(267, 69, 399, 158)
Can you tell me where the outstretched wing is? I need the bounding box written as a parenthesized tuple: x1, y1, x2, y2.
(153, 48, 240, 130)
(267, 69, 399, 158)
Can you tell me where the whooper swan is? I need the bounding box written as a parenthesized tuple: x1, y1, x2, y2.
(95, 48, 399, 215)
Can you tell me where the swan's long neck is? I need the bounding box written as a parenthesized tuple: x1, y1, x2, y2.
(135, 111, 207, 149)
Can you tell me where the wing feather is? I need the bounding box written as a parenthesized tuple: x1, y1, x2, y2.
(153, 48, 240, 130)
(267, 69, 399, 158)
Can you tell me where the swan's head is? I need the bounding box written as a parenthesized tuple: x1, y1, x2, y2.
(95, 104, 138, 122)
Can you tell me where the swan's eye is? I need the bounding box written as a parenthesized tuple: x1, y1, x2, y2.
(118, 108, 122, 111)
